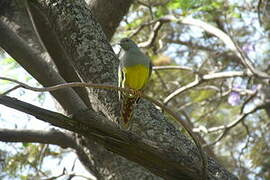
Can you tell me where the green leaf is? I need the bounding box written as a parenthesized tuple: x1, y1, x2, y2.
(22, 143, 30, 148)
(190, 89, 216, 102)
(167, 1, 182, 10)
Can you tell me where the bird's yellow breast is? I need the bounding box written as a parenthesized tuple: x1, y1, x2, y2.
(123, 64, 150, 90)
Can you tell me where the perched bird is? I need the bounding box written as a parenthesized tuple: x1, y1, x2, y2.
(118, 38, 152, 129)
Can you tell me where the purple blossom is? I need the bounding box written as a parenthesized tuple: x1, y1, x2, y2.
(242, 43, 255, 54)
(228, 91, 241, 106)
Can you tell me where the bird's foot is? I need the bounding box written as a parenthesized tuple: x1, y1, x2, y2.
(130, 89, 143, 97)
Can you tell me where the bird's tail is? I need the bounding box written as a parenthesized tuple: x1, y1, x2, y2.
(120, 95, 138, 129)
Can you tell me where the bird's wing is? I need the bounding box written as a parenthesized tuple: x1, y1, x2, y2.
(118, 62, 124, 101)
(148, 59, 153, 79)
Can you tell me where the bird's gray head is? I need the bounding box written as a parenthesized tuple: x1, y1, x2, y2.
(119, 38, 137, 50)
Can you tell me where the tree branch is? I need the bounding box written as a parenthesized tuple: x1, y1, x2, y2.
(24, 0, 91, 107)
(88, 0, 134, 40)
(0, 95, 202, 180)
(0, 128, 76, 149)
(0, 19, 87, 114)
(138, 20, 165, 48)
(0, 76, 207, 177)
(0, 126, 100, 177)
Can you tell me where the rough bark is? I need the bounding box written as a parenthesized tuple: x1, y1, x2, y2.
(0, 20, 86, 114)
(0, 0, 133, 109)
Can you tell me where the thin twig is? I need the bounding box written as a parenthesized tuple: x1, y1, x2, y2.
(0, 76, 131, 96)
(199, 102, 265, 147)
(163, 71, 248, 105)
(136, 0, 171, 7)
(234, 43, 270, 78)
(129, 16, 172, 46)
(153, 65, 193, 71)
(240, 91, 257, 114)
(238, 121, 251, 176)
(164, 75, 201, 105)
(257, 0, 263, 25)
(204, 129, 229, 147)
(206, 104, 264, 134)
(1, 85, 22, 96)
(138, 20, 164, 48)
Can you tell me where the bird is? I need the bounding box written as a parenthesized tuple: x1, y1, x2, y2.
(118, 38, 152, 129)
